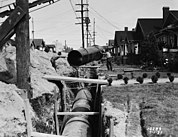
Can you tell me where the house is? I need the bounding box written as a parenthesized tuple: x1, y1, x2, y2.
(30, 39, 45, 51)
(114, 7, 178, 66)
(45, 44, 56, 53)
(107, 40, 115, 55)
(114, 27, 138, 64)
(154, 7, 178, 70)
(135, 18, 162, 40)
(156, 7, 178, 51)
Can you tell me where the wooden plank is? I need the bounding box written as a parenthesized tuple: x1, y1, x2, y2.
(0, 29, 15, 48)
(0, 6, 26, 43)
(57, 112, 99, 115)
(24, 99, 32, 137)
(109, 118, 114, 137)
(100, 103, 104, 137)
(43, 75, 108, 85)
(79, 65, 100, 68)
(31, 132, 66, 137)
(54, 88, 60, 135)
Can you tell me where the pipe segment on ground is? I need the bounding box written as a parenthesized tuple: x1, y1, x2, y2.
(67, 45, 103, 66)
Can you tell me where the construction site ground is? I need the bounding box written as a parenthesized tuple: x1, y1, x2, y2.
(0, 46, 178, 137)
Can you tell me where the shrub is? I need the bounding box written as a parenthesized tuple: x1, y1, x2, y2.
(155, 72, 160, 78)
(169, 75, 174, 82)
(117, 74, 123, 80)
(142, 73, 148, 79)
(131, 72, 134, 79)
(123, 77, 129, 84)
(167, 72, 171, 77)
(151, 75, 158, 83)
(107, 77, 113, 86)
(136, 76, 144, 84)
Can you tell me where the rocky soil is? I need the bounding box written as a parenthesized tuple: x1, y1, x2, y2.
(0, 46, 75, 136)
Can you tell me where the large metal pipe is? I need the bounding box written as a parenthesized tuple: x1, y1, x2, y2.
(61, 88, 93, 137)
(62, 116, 92, 137)
(67, 45, 103, 66)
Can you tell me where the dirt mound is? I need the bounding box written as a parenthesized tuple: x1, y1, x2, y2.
(0, 46, 75, 135)
(0, 81, 26, 136)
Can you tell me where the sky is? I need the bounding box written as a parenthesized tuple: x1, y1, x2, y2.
(0, 0, 178, 50)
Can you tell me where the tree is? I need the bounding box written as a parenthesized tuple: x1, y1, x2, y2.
(140, 32, 160, 67)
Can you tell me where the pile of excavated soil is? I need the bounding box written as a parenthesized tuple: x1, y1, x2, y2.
(0, 46, 75, 136)
(0, 81, 26, 136)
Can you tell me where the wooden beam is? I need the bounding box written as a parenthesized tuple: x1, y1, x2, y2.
(0, 29, 15, 49)
(24, 99, 32, 137)
(16, 0, 31, 96)
(109, 118, 114, 137)
(31, 132, 66, 137)
(0, 6, 25, 47)
(43, 75, 108, 85)
(79, 65, 100, 68)
(57, 112, 99, 115)
(54, 88, 60, 135)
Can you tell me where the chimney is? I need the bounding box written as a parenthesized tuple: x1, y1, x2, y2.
(163, 7, 169, 23)
(124, 27, 128, 31)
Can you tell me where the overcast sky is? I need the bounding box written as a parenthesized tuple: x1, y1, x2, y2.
(1, 0, 178, 49)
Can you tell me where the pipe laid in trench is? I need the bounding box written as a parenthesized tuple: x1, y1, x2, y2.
(61, 88, 93, 137)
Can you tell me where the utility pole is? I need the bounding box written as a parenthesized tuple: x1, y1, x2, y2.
(81, 0, 85, 48)
(85, 0, 90, 47)
(32, 18, 34, 41)
(76, 0, 90, 48)
(93, 18, 96, 45)
(16, 0, 31, 97)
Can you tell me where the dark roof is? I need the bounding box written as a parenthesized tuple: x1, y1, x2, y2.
(46, 44, 55, 48)
(114, 30, 136, 46)
(108, 40, 114, 46)
(136, 18, 163, 36)
(170, 11, 178, 20)
(33, 39, 44, 46)
(163, 10, 178, 28)
(30, 39, 45, 48)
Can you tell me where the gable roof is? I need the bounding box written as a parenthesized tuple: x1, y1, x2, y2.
(163, 10, 178, 27)
(108, 40, 114, 46)
(30, 39, 45, 48)
(46, 44, 55, 48)
(170, 11, 178, 20)
(136, 18, 163, 37)
(114, 30, 135, 46)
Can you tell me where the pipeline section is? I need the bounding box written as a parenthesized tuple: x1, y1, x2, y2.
(67, 45, 103, 66)
(61, 88, 94, 137)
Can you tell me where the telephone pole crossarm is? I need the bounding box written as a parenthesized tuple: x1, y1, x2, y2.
(0, 6, 26, 48)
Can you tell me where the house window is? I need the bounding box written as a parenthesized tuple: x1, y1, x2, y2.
(170, 35, 174, 48)
(163, 36, 166, 43)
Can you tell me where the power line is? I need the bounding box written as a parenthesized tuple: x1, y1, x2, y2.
(89, 6, 120, 30)
(68, 0, 80, 23)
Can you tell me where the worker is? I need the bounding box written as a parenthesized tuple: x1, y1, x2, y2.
(105, 49, 112, 71)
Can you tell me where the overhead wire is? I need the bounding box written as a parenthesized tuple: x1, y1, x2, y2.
(89, 6, 120, 30)
(68, 0, 80, 23)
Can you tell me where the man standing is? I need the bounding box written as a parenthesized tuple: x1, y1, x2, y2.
(105, 49, 112, 71)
